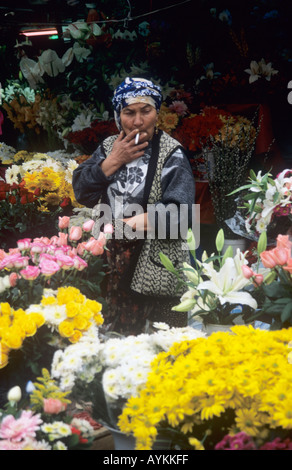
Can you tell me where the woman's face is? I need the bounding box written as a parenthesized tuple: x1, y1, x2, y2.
(120, 102, 158, 140)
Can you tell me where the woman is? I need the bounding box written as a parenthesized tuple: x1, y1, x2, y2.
(73, 77, 195, 335)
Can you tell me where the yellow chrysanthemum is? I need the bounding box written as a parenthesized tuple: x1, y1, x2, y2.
(23, 172, 40, 192)
(118, 326, 292, 450)
(189, 437, 205, 450)
(0, 303, 12, 316)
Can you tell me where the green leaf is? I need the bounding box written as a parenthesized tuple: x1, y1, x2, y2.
(281, 302, 292, 323)
(242, 192, 260, 200)
(249, 169, 257, 180)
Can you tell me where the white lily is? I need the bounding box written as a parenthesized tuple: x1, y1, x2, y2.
(197, 253, 257, 309)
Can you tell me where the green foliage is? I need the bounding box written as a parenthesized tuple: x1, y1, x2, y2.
(260, 268, 292, 329)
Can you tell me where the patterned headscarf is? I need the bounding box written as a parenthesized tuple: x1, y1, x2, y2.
(112, 77, 162, 130)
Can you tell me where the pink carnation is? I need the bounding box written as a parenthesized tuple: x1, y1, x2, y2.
(0, 410, 42, 443)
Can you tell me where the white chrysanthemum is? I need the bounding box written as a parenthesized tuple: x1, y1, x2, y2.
(59, 373, 76, 391)
(41, 304, 67, 327)
(102, 369, 121, 400)
(64, 159, 79, 183)
(53, 441, 68, 450)
(5, 165, 21, 184)
(42, 421, 72, 441)
(152, 326, 205, 351)
(62, 353, 83, 372)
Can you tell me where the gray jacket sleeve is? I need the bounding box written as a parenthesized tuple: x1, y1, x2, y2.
(72, 145, 113, 208)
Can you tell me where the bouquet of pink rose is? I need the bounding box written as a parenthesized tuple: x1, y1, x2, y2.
(0, 370, 96, 450)
(0, 215, 113, 310)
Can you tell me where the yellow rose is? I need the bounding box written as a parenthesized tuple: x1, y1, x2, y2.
(29, 312, 45, 328)
(0, 342, 9, 369)
(93, 313, 104, 326)
(84, 299, 102, 314)
(73, 314, 89, 331)
(69, 330, 83, 344)
(2, 326, 24, 349)
(59, 320, 75, 338)
(65, 301, 81, 318)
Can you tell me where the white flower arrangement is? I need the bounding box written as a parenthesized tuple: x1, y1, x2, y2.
(231, 168, 292, 235)
(51, 324, 205, 403)
(51, 327, 102, 391)
(5, 155, 78, 186)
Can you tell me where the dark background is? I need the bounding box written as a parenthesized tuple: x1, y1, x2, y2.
(0, 0, 291, 162)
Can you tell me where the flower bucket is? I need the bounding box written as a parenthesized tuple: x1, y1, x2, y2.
(203, 323, 233, 335)
(107, 427, 136, 450)
(223, 238, 247, 256)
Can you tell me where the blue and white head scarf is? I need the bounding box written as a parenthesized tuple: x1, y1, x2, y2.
(112, 77, 162, 130)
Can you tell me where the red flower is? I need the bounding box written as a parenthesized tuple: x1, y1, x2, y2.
(20, 192, 35, 204)
(173, 107, 231, 152)
(60, 197, 71, 208)
(70, 426, 88, 444)
(66, 119, 117, 148)
(8, 195, 17, 204)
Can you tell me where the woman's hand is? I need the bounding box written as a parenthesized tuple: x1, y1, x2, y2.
(123, 213, 150, 233)
(101, 130, 148, 177)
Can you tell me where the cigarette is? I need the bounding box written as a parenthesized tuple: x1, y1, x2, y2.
(135, 133, 140, 145)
